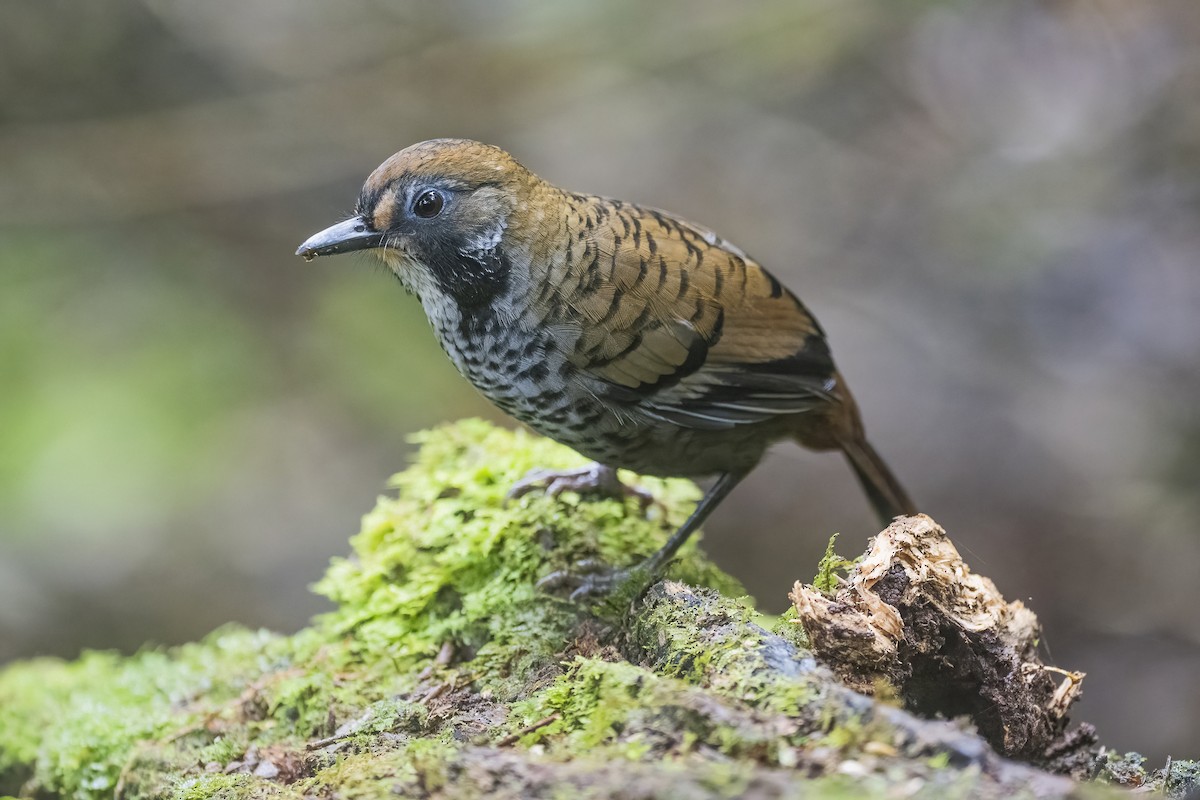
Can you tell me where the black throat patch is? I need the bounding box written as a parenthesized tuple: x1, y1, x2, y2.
(425, 245, 512, 311)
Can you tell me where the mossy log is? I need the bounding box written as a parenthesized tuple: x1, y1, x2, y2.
(0, 420, 1194, 799)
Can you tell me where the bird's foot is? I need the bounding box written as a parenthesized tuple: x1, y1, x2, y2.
(536, 558, 653, 602)
(508, 463, 656, 512)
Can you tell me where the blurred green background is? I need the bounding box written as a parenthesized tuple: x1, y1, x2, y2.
(2, 0, 1198, 762)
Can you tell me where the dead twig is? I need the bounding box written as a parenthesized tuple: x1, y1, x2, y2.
(497, 713, 561, 747)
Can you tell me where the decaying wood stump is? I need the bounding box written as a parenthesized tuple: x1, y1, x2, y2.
(791, 514, 1092, 769)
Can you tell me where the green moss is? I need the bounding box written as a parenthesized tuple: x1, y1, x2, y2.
(507, 587, 869, 769)
(771, 605, 810, 651)
(811, 532, 857, 595)
(192, 734, 247, 769)
(298, 747, 421, 799)
(314, 420, 739, 691)
(0, 420, 1162, 799)
(0, 421, 737, 799)
(0, 627, 284, 799)
(631, 584, 822, 719)
(512, 657, 718, 756)
(172, 773, 282, 800)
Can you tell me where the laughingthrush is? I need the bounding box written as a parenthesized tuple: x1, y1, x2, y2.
(298, 139, 917, 598)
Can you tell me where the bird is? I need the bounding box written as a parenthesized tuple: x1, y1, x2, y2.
(297, 138, 916, 598)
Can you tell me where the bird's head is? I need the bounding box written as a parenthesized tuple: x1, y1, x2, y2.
(297, 139, 541, 307)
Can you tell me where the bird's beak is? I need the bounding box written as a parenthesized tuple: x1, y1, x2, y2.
(295, 216, 385, 260)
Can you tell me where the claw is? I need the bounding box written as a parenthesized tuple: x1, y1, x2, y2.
(508, 463, 657, 512)
(537, 559, 650, 602)
(515, 463, 666, 601)
(568, 569, 634, 601)
(535, 558, 608, 592)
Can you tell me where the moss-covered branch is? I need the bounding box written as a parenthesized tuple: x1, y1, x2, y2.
(0, 421, 1194, 799)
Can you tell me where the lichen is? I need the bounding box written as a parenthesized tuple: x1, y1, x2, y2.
(1163, 757, 1200, 797)
(1094, 750, 1200, 797)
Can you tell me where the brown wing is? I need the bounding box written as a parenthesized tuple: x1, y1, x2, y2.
(560, 200, 837, 430)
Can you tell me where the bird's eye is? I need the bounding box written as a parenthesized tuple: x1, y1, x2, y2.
(412, 190, 444, 219)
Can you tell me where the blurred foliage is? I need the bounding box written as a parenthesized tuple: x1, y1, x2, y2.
(0, 230, 265, 541)
(1, 0, 1198, 763)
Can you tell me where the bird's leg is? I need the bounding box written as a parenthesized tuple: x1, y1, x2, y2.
(508, 462, 655, 511)
(539, 470, 748, 601)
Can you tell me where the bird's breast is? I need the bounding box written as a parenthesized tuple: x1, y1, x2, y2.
(425, 300, 590, 429)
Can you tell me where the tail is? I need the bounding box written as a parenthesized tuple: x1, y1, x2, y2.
(839, 436, 918, 525)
